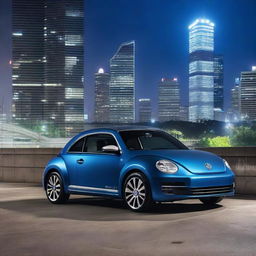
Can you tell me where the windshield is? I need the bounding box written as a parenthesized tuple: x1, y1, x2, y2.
(119, 130, 188, 150)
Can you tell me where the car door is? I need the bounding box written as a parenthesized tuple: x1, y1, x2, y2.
(80, 133, 122, 192)
(63, 133, 122, 193)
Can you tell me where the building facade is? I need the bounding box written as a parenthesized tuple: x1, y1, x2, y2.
(240, 67, 256, 121)
(12, 0, 84, 137)
(138, 98, 152, 123)
(109, 41, 135, 123)
(158, 78, 180, 122)
(94, 68, 110, 123)
(12, 0, 45, 126)
(213, 54, 224, 111)
(231, 78, 240, 112)
(188, 18, 215, 122)
(179, 106, 189, 122)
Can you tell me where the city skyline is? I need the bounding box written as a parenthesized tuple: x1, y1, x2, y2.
(1, 0, 256, 123)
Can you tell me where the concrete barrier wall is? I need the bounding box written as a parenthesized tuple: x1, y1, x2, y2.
(0, 147, 255, 195)
(0, 148, 60, 183)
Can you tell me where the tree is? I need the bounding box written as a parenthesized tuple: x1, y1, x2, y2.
(231, 126, 256, 146)
(199, 136, 231, 147)
(167, 129, 183, 139)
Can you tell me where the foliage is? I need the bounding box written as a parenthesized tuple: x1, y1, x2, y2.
(167, 129, 183, 139)
(230, 126, 256, 146)
(199, 136, 231, 147)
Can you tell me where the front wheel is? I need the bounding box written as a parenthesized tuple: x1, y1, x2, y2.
(200, 197, 223, 205)
(123, 172, 153, 212)
(45, 172, 70, 204)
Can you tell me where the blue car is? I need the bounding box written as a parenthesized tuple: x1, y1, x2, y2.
(43, 128, 235, 211)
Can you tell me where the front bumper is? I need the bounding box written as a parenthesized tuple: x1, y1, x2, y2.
(151, 172, 235, 202)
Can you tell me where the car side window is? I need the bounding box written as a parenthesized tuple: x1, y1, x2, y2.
(83, 134, 118, 153)
(69, 137, 85, 152)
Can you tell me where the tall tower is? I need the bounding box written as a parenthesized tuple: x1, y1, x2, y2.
(12, 0, 45, 126)
(188, 18, 215, 122)
(109, 41, 135, 123)
(240, 67, 256, 121)
(44, 0, 84, 136)
(94, 68, 110, 123)
(12, 0, 84, 137)
(214, 54, 224, 111)
(158, 78, 180, 122)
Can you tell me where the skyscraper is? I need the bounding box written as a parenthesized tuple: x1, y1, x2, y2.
(109, 41, 135, 123)
(138, 98, 152, 123)
(188, 18, 215, 122)
(231, 78, 240, 114)
(158, 78, 180, 122)
(240, 67, 256, 121)
(213, 54, 224, 111)
(12, 0, 84, 137)
(12, 0, 45, 126)
(44, 0, 84, 136)
(94, 68, 110, 123)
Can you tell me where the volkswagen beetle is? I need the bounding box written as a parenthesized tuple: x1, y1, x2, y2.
(43, 128, 235, 211)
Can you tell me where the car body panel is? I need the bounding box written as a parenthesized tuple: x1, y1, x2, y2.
(43, 127, 235, 203)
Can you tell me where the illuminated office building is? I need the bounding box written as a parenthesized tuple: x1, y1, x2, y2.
(109, 41, 135, 123)
(231, 78, 240, 113)
(188, 18, 215, 122)
(12, 0, 45, 125)
(12, 0, 84, 137)
(214, 54, 224, 111)
(158, 78, 180, 122)
(240, 67, 256, 121)
(94, 68, 110, 123)
(138, 98, 152, 123)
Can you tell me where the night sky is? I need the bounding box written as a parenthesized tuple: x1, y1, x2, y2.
(1, 0, 256, 120)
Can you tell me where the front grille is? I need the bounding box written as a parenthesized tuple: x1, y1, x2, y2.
(161, 184, 234, 195)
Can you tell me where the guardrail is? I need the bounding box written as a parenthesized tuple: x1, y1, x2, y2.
(0, 147, 255, 195)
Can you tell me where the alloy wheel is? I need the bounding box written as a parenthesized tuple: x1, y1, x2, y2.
(47, 174, 61, 202)
(125, 176, 146, 210)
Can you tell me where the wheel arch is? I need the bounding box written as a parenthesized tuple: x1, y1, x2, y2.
(43, 157, 69, 192)
(119, 167, 151, 199)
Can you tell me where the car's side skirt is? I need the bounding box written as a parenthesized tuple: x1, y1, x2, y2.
(68, 185, 119, 196)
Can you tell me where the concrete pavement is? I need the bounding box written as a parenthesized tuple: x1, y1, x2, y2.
(0, 183, 256, 256)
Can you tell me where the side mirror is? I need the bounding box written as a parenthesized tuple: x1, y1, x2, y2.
(102, 145, 120, 154)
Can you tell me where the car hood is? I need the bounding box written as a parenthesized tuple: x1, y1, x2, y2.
(138, 149, 226, 174)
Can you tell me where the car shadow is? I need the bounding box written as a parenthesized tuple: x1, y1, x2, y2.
(0, 196, 223, 222)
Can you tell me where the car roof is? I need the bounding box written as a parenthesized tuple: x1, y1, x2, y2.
(81, 126, 162, 133)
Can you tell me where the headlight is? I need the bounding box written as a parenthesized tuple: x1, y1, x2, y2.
(224, 159, 231, 169)
(156, 160, 178, 173)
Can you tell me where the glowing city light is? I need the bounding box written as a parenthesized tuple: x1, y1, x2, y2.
(188, 18, 214, 29)
(98, 68, 104, 74)
(252, 66, 256, 71)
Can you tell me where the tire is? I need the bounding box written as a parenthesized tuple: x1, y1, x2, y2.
(200, 197, 223, 205)
(45, 172, 70, 204)
(123, 172, 153, 212)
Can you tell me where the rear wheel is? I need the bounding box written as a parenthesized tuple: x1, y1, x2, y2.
(123, 172, 153, 212)
(46, 172, 69, 204)
(200, 197, 223, 205)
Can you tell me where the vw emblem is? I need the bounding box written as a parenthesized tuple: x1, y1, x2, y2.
(205, 163, 212, 170)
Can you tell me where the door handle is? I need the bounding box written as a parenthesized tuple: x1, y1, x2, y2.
(77, 159, 84, 164)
